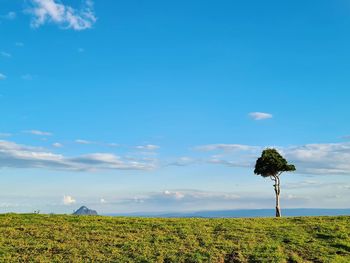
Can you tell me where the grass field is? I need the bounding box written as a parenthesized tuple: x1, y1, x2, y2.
(0, 214, 349, 262)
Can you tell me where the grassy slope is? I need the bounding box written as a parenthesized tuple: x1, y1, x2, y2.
(0, 215, 349, 262)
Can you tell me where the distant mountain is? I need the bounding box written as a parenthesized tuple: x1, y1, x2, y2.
(73, 206, 98, 216)
(106, 208, 350, 218)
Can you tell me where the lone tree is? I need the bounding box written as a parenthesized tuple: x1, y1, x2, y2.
(254, 148, 296, 217)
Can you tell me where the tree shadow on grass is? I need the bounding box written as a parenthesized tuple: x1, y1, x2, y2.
(224, 250, 246, 263)
(332, 243, 350, 252)
(316, 233, 334, 240)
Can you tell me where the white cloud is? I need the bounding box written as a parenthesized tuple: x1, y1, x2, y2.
(208, 158, 252, 168)
(195, 144, 258, 152)
(0, 140, 156, 171)
(0, 133, 12, 138)
(63, 195, 76, 205)
(110, 190, 241, 208)
(75, 140, 119, 147)
(134, 190, 240, 204)
(24, 130, 52, 136)
(249, 112, 273, 120)
(1, 52, 11, 58)
(167, 157, 195, 166)
(75, 139, 93, 144)
(100, 198, 106, 204)
(1, 12, 16, 20)
(195, 142, 350, 175)
(15, 42, 24, 47)
(136, 144, 160, 151)
(52, 142, 63, 148)
(21, 74, 33, 80)
(71, 153, 156, 170)
(163, 190, 185, 200)
(284, 180, 320, 189)
(283, 143, 350, 175)
(107, 143, 119, 147)
(28, 0, 96, 30)
(0, 73, 7, 80)
(63, 189, 350, 212)
(132, 196, 145, 203)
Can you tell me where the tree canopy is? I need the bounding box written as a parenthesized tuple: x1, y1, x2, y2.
(254, 148, 296, 217)
(254, 148, 296, 177)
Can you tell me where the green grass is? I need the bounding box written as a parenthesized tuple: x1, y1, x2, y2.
(0, 214, 349, 262)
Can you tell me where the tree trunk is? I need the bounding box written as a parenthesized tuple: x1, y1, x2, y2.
(273, 176, 281, 217)
(275, 191, 281, 217)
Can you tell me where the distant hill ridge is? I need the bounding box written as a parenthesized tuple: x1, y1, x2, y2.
(107, 208, 350, 218)
(73, 206, 98, 216)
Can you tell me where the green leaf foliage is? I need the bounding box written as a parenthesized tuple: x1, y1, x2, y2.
(254, 148, 296, 177)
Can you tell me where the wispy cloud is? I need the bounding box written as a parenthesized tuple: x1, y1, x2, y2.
(195, 144, 258, 152)
(284, 180, 323, 190)
(207, 158, 252, 168)
(15, 42, 24, 47)
(52, 142, 63, 148)
(107, 143, 119, 147)
(0, 51, 11, 58)
(167, 157, 196, 166)
(75, 139, 120, 148)
(21, 74, 34, 80)
(0, 140, 157, 171)
(0, 73, 7, 80)
(27, 0, 96, 30)
(127, 190, 240, 204)
(163, 190, 185, 200)
(194, 142, 350, 175)
(249, 112, 273, 120)
(75, 139, 93, 145)
(136, 144, 160, 151)
(24, 130, 52, 136)
(1, 12, 16, 20)
(97, 189, 316, 212)
(0, 133, 12, 138)
(63, 195, 76, 205)
(282, 143, 350, 175)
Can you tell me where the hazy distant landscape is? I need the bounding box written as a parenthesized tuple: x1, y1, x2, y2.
(112, 208, 350, 218)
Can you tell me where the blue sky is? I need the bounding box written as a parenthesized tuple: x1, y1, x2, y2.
(0, 0, 350, 214)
